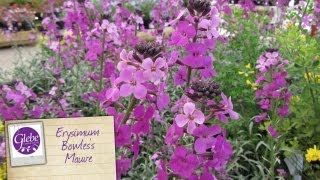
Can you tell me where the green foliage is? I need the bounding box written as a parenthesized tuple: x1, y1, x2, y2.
(276, 26, 320, 151)
(214, 10, 268, 119)
(138, 0, 155, 20)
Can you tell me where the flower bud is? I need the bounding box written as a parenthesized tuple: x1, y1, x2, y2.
(188, 0, 211, 16)
(188, 80, 221, 100)
(134, 42, 162, 59)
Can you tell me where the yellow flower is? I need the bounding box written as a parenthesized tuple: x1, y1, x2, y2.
(291, 96, 301, 103)
(304, 73, 320, 83)
(246, 80, 258, 90)
(305, 145, 320, 162)
(300, 34, 306, 42)
(287, 22, 294, 29)
(239, 64, 255, 77)
(0, 123, 3, 133)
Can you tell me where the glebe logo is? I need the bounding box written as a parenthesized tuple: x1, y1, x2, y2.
(13, 127, 40, 155)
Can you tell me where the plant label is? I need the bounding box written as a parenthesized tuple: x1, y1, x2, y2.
(5, 117, 116, 179)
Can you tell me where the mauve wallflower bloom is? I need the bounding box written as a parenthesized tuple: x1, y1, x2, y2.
(258, 99, 271, 110)
(0, 142, 5, 158)
(277, 105, 289, 118)
(193, 124, 222, 153)
(118, 66, 147, 99)
(182, 43, 208, 68)
(118, 49, 134, 70)
(174, 66, 187, 85)
(30, 106, 44, 119)
(169, 146, 199, 178)
(267, 125, 279, 138)
(115, 125, 131, 147)
(208, 136, 233, 172)
(157, 92, 170, 111)
(165, 123, 184, 145)
(156, 159, 168, 180)
(6, 91, 25, 104)
(132, 106, 155, 135)
(132, 136, 140, 160)
(142, 57, 166, 84)
(216, 93, 239, 123)
(15, 82, 32, 98)
(169, 21, 196, 46)
(116, 158, 131, 180)
(255, 112, 267, 123)
(198, 15, 220, 39)
(85, 39, 103, 61)
(105, 87, 120, 102)
(175, 102, 205, 134)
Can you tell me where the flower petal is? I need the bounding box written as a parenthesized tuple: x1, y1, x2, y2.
(193, 110, 205, 124)
(187, 121, 197, 134)
(183, 102, 195, 115)
(133, 84, 147, 99)
(119, 84, 133, 97)
(194, 138, 207, 153)
(142, 58, 153, 70)
(175, 114, 188, 127)
(155, 57, 165, 68)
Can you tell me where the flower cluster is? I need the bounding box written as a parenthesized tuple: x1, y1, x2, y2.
(254, 49, 291, 137)
(314, 0, 320, 28)
(239, 63, 258, 90)
(1, 0, 240, 179)
(151, 0, 239, 178)
(0, 80, 80, 120)
(306, 145, 320, 163)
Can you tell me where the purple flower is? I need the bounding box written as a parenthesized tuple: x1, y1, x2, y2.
(0, 142, 5, 158)
(30, 106, 44, 119)
(169, 146, 199, 178)
(207, 136, 233, 171)
(142, 57, 166, 84)
(258, 99, 271, 110)
(169, 21, 196, 46)
(6, 91, 25, 104)
(132, 136, 140, 160)
(15, 82, 32, 98)
(182, 43, 208, 68)
(267, 125, 279, 138)
(216, 93, 239, 123)
(175, 102, 205, 134)
(103, 61, 116, 78)
(174, 66, 187, 85)
(157, 93, 170, 111)
(118, 66, 147, 99)
(156, 159, 168, 180)
(193, 124, 222, 153)
(165, 123, 184, 145)
(277, 105, 289, 118)
(255, 113, 267, 123)
(198, 16, 220, 39)
(116, 158, 131, 180)
(132, 106, 155, 135)
(85, 39, 103, 61)
(115, 125, 131, 147)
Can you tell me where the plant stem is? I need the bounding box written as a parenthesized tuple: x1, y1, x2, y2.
(95, 32, 107, 115)
(120, 96, 138, 126)
(269, 137, 275, 179)
(186, 67, 192, 88)
(186, 20, 199, 88)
